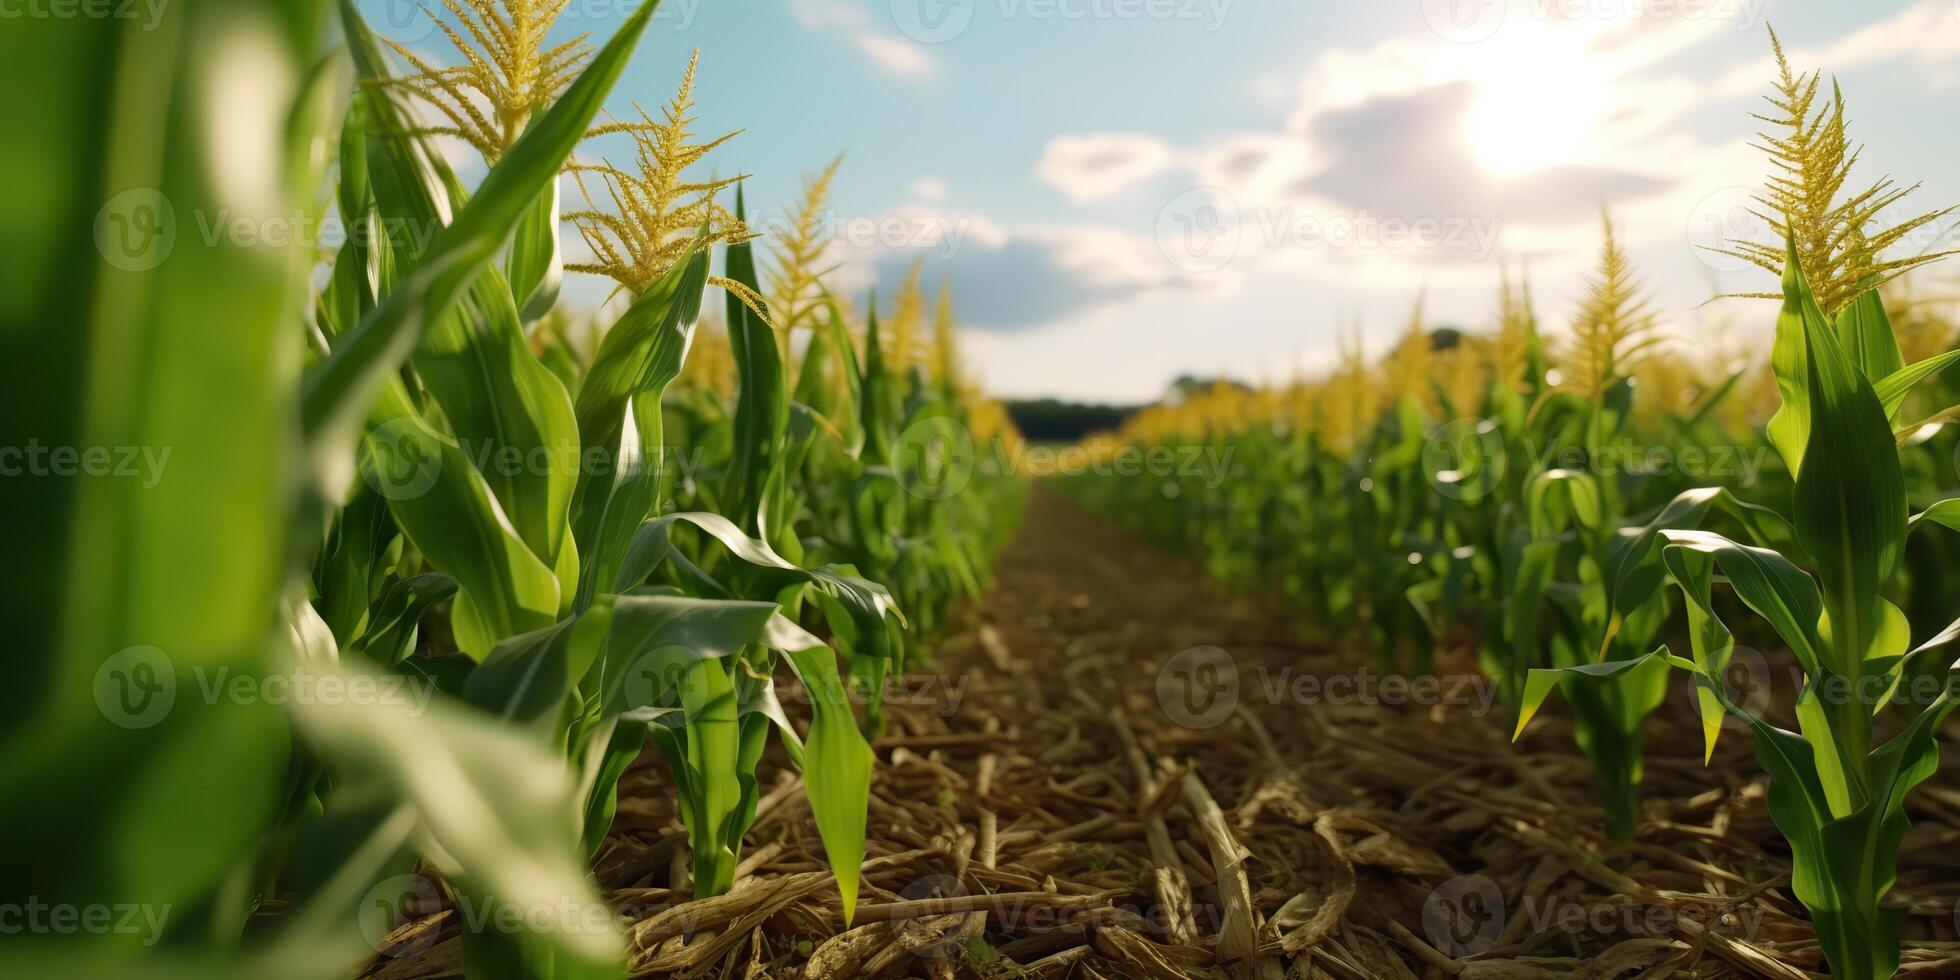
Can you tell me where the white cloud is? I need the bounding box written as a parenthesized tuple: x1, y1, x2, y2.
(817, 201, 1223, 333)
(910, 176, 950, 201)
(786, 0, 940, 79)
(1711, 2, 1960, 98)
(857, 33, 937, 79)
(1035, 133, 1178, 204)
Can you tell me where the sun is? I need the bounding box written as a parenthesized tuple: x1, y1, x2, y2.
(1460, 26, 1607, 177)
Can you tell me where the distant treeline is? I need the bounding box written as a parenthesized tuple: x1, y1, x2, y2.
(1004, 399, 1142, 443)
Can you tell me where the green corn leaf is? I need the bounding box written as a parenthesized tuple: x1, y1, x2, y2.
(617, 511, 905, 631)
(1498, 537, 1561, 710)
(1789, 248, 1908, 693)
(1835, 286, 1904, 383)
(815, 296, 867, 454)
(0, 0, 326, 928)
(595, 597, 870, 916)
(1871, 349, 1960, 422)
(286, 656, 622, 972)
(1659, 529, 1854, 810)
(773, 620, 874, 924)
(1525, 468, 1601, 538)
(1603, 485, 1794, 615)
(509, 174, 563, 323)
(464, 612, 611, 725)
(723, 189, 791, 538)
(792, 305, 847, 439)
(1899, 618, 1960, 689)
(346, 571, 458, 664)
(362, 381, 561, 658)
(312, 488, 400, 641)
(1908, 497, 1960, 534)
(1660, 548, 1736, 763)
(1765, 236, 1832, 475)
(1659, 530, 1826, 679)
(1790, 664, 1957, 980)
(860, 303, 900, 466)
(1511, 648, 1669, 741)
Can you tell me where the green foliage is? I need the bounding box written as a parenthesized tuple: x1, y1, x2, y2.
(4, 4, 1020, 979)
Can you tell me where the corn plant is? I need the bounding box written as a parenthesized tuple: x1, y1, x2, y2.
(1518, 240, 1960, 978)
(325, 6, 908, 956)
(1514, 35, 1960, 976)
(4, 2, 1024, 978)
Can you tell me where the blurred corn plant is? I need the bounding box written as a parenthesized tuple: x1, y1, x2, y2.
(0, 0, 667, 976)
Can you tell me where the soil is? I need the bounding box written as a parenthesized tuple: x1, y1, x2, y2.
(364, 487, 1960, 979)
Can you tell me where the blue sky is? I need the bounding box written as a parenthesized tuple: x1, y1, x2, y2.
(363, 0, 1960, 401)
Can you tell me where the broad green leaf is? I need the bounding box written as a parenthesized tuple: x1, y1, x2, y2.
(775, 621, 873, 924)
(1603, 485, 1793, 616)
(1765, 236, 1831, 475)
(1790, 255, 1908, 690)
(286, 656, 622, 970)
(1660, 530, 1826, 678)
(0, 0, 327, 932)
(348, 21, 582, 577)
(1498, 537, 1561, 710)
(363, 381, 560, 658)
(1835, 287, 1904, 383)
(593, 597, 871, 916)
(1660, 529, 1854, 812)
(1512, 649, 1668, 740)
(617, 511, 905, 632)
(465, 611, 610, 725)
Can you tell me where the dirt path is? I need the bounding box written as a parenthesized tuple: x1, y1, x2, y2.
(368, 487, 1960, 978)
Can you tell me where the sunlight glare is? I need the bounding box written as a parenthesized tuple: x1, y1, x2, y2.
(1462, 27, 1605, 177)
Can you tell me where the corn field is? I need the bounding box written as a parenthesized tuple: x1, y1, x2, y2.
(9, 2, 1960, 979)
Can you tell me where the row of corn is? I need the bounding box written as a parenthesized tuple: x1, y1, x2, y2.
(1065, 34, 1960, 980)
(2, 1, 1020, 978)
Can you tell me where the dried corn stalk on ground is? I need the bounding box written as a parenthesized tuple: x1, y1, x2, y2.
(361, 489, 1960, 979)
